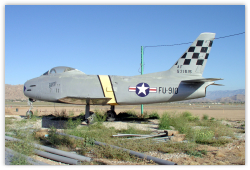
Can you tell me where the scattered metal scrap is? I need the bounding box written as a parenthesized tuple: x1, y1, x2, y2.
(5, 131, 180, 165)
(56, 132, 177, 165)
(112, 130, 185, 142)
(5, 136, 92, 165)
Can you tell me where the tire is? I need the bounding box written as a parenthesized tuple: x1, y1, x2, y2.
(26, 111, 33, 119)
(106, 110, 116, 121)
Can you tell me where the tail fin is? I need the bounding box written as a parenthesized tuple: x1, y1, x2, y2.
(169, 32, 215, 76)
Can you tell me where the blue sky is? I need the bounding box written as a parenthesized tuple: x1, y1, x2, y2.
(5, 5, 245, 91)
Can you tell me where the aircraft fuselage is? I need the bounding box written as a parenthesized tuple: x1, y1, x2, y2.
(24, 71, 211, 105)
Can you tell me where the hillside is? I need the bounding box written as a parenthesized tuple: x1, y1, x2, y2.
(215, 94, 245, 103)
(181, 94, 245, 103)
(206, 89, 245, 100)
(5, 84, 28, 101)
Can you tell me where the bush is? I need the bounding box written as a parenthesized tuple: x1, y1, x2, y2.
(48, 126, 75, 147)
(158, 112, 195, 140)
(148, 112, 160, 119)
(158, 113, 171, 129)
(182, 111, 192, 118)
(66, 118, 82, 129)
(94, 110, 107, 122)
(202, 114, 209, 120)
(182, 111, 199, 121)
(195, 129, 214, 144)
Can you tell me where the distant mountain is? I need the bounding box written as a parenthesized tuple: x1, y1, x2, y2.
(215, 94, 245, 103)
(5, 84, 28, 101)
(206, 89, 245, 100)
(181, 90, 245, 103)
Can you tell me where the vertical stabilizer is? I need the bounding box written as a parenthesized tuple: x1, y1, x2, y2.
(169, 33, 215, 76)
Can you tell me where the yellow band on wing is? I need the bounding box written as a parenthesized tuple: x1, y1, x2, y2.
(98, 75, 118, 105)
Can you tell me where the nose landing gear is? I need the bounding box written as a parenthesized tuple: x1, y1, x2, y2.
(26, 98, 36, 119)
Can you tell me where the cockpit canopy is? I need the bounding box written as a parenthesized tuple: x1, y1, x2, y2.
(42, 66, 83, 75)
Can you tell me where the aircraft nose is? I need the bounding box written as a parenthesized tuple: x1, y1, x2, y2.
(23, 81, 29, 97)
(23, 79, 36, 98)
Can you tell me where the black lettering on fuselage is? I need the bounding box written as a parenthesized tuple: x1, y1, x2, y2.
(159, 87, 162, 93)
(49, 82, 56, 88)
(159, 87, 178, 94)
(162, 87, 166, 94)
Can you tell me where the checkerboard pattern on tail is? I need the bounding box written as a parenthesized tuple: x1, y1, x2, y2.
(170, 33, 215, 75)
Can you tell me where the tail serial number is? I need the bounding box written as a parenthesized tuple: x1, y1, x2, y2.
(159, 87, 178, 94)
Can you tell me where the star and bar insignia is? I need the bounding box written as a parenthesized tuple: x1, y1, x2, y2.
(129, 83, 157, 97)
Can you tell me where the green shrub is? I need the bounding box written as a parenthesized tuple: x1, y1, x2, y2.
(202, 114, 209, 120)
(66, 118, 82, 129)
(210, 117, 215, 121)
(195, 129, 214, 144)
(182, 111, 199, 121)
(182, 111, 192, 118)
(185, 150, 207, 157)
(48, 126, 72, 146)
(168, 112, 195, 140)
(148, 111, 160, 119)
(94, 110, 107, 122)
(158, 113, 171, 129)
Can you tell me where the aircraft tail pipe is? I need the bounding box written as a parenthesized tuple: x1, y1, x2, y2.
(5, 136, 92, 164)
(56, 132, 177, 165)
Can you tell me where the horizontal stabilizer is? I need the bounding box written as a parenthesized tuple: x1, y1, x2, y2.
(211, 83, 224, 86)
(182, 78, 223, 83)
(58, 97, 111, 105)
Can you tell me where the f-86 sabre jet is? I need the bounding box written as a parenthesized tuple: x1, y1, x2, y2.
(24, 32, 222, 123)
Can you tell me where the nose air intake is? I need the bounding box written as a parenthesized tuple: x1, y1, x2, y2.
(23, 80, 37, 98)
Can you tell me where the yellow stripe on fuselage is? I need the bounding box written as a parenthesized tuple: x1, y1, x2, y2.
(98, 75, 118, 105)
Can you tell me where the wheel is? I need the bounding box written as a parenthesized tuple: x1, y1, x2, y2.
(86, 112, 96, 125)
(26, 110, 33, 119)
(106, 110, 116, 121)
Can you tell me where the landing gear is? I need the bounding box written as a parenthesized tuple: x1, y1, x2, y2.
(84, 104, 116, 124)
(26, 98, 35, 119)
(84, 103, 96, 125)
(26, 110, 33, 119)
(106, 105, 116, 122)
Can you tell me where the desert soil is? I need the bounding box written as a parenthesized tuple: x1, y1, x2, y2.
(5, 104, 245, 165)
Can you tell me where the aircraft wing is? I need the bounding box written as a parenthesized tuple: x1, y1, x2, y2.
(181, 78, 223, 83)
(58, 97, 112, 105)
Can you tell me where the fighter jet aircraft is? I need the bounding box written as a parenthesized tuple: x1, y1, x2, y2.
(24, 32, 222, 123)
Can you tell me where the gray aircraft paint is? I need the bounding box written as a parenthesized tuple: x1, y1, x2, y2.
(24, 33, 222, 106)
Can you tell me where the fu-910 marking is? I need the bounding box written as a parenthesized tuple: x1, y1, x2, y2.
(23, 32, 223, 124)
(159, 87, 178, 94)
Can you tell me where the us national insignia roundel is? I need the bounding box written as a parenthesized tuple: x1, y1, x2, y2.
(128, 83, 157, 97)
